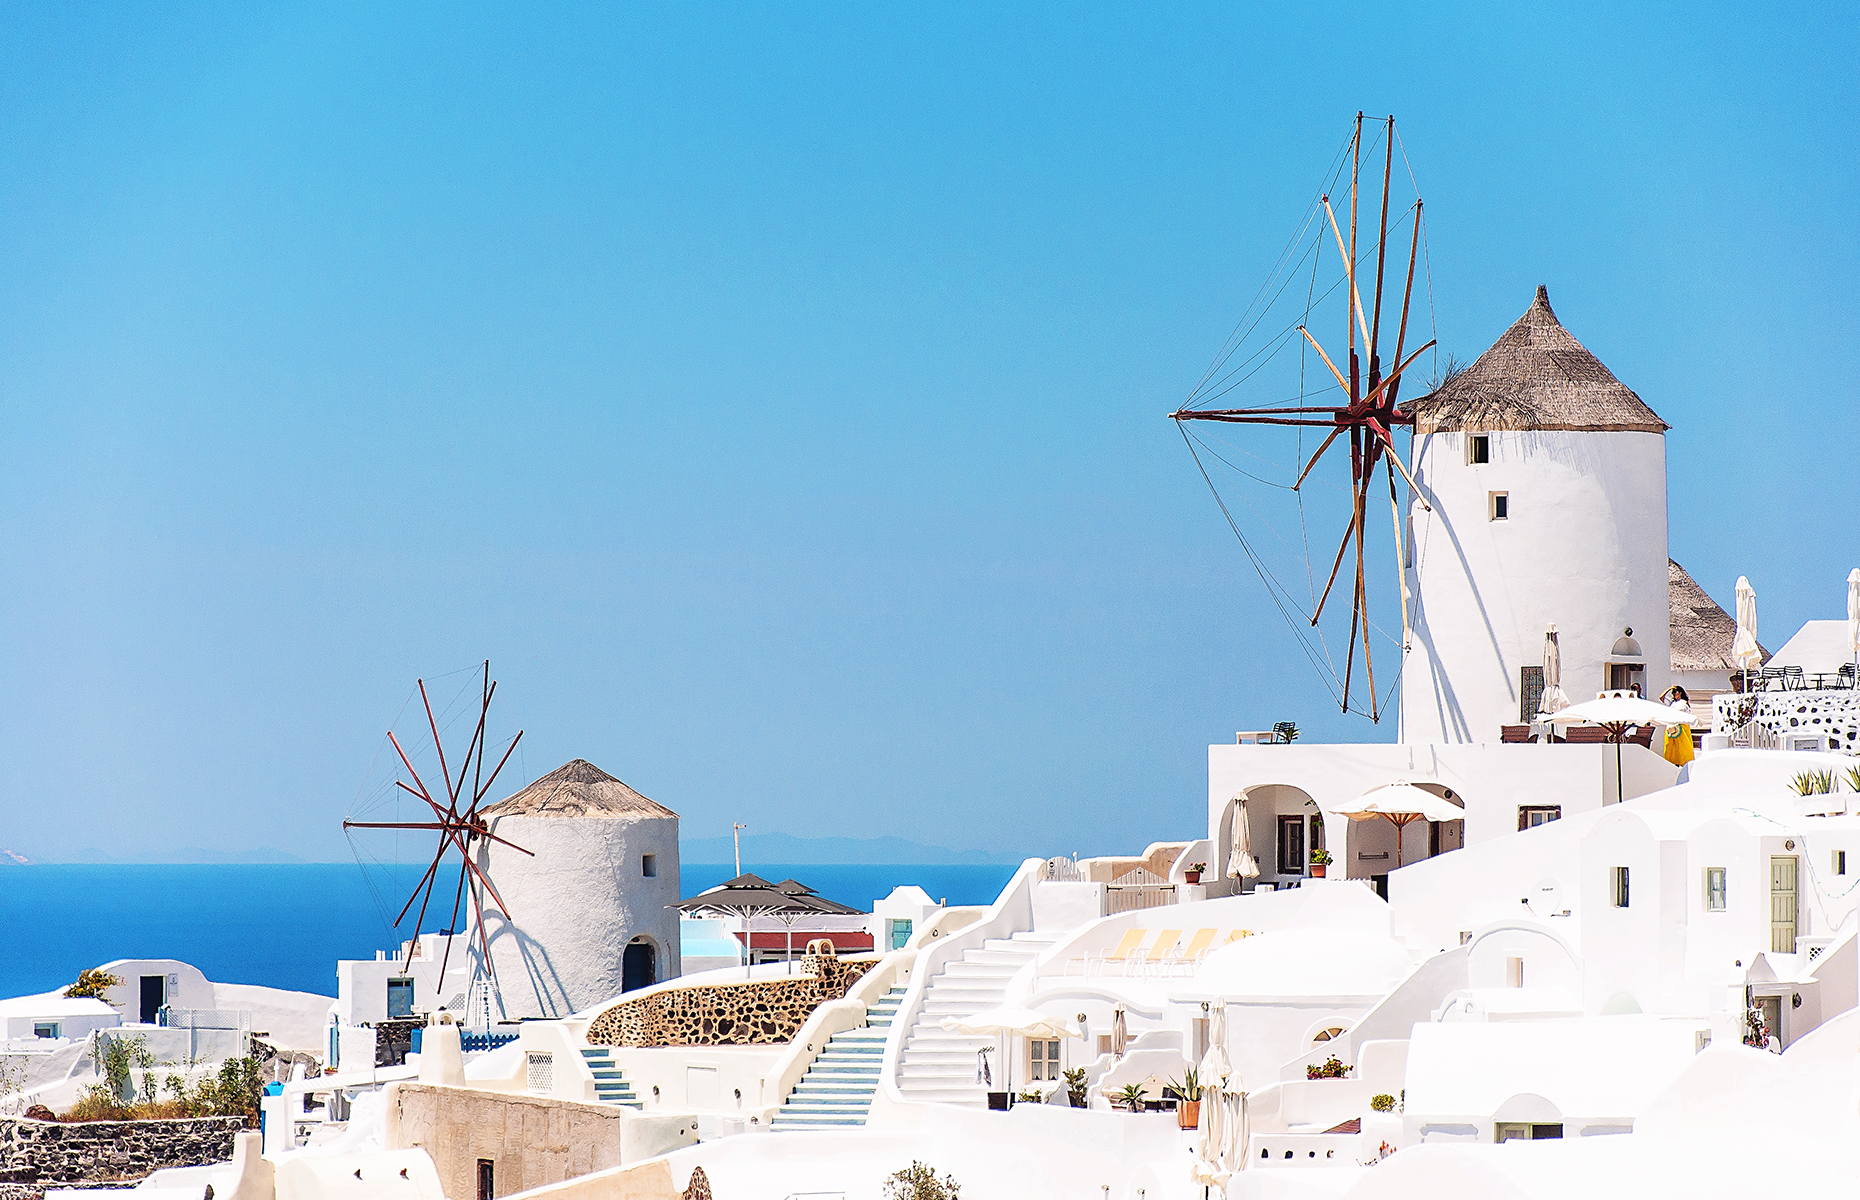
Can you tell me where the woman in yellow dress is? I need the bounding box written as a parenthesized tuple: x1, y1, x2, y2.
(1660, 685, 1696, 767)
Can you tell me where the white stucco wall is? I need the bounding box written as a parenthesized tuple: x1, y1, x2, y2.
(1401, 427, 1671, 744)
(478, 810, 682, 1019)
(1206, 743, 1678, 886)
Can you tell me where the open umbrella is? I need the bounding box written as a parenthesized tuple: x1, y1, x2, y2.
(940, 1006, 1081, 1098)
(1539, 624, 1570, 717)
(1331, 782, 1465, 868)
(1227, 796, 1261, 882)
(1731, 576, 1763, 688)
(1545, 693, 1687, 804)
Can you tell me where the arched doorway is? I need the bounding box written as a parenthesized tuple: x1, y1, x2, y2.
(623, 940, 656, 992)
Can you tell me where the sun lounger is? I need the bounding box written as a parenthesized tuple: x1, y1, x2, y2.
(1071, 927, 1148, 976)
(1140, 930, 1182, 977)
(1170, 928, 1217, 974)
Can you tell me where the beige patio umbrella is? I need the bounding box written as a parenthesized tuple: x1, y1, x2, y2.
(1111, 1004, 1128, 1058)
(1538, 624, 1570, 716)
(940, 1005, 1082, 1096)
(1331, 782, 1465, 868)
(1226, 795, 1261, 881)
(1846, 569, 1859, 673)
(1545, 693, 1687, 804)
(1731, 576, 1763, 687)
(1191, 1000, 1246, 1186)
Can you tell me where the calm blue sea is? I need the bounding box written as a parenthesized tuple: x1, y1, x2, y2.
(0, 862, 1015, 998)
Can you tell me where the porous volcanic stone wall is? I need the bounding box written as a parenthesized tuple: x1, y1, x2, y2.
(0, 1116, 243, 1193)
(586, 949, 872, 1048)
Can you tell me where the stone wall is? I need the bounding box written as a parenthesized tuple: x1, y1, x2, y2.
(0, 1116, 243, 1193)
(585, 949, 872, 1048)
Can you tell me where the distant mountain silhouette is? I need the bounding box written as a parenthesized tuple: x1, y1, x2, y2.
(680, 831, 1023, 866)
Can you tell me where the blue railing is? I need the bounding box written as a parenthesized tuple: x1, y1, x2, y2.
(410, 1027, 520, 1054)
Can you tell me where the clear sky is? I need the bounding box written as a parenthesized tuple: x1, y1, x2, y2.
(0, 3, 1853, 863)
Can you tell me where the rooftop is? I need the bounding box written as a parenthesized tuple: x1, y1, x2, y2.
(1403, 286, 1668, 434)
(480, 758, 678, 820)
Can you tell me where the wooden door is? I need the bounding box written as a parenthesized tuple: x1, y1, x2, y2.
(1770, 856, 1798, 954)
(1277, 816, 1305, 875)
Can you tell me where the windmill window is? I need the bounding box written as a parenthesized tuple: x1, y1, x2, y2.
(1467, 435, 1490, 464)
(1489, 492, 1509, 520)
(641, 854, 657, 878)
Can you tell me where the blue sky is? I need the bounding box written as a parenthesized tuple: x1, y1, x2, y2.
(0, 3, 1853, 863)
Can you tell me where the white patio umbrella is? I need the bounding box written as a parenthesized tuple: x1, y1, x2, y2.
(1545, 694, 1687, 804)
(1846, 569, 1859, 676)
(1331, 782, 1466, 868)
(1539, 624, 1570, 716)
(1111, 1004, 1128, 1058)
(1191, 1000, 1246, 1187)
(1731, 576, 1763, 687)
(1227, 796, 1261, 881)
(940, 1005, 1081, 1097)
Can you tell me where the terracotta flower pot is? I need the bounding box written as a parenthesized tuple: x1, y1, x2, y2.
(1310, 864, 1327, 878)
(1177, 1099, 1201, 1129)
(1184, 871, 1201, 884)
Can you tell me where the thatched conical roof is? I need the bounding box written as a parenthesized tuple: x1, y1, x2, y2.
(1669, 559, 1765, 673)
(1403, 286, 1667, 434)
(480, 759, 678, 819)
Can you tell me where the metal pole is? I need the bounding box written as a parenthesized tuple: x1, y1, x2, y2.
(733, 824, 747, 877)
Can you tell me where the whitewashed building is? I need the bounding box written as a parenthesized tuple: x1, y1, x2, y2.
(1401, 287, 1673, 743)
(477, 759, 682, 1019)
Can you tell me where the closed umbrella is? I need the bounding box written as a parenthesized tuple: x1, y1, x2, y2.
(1539, 624, 1570, 717)
(1331, 782, 1465, 868)
(1227, 797, 1261, 882)
(1546, 694, 1687, 804)
(1191, 1001, 1246, 1186)
(1731, 576, 1763, 688)
(1111, 1004, 1128, 1059)
(1846, 569, 1859, 677)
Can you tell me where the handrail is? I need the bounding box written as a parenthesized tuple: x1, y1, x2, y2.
(874, 858, 1046, 1109)
(758, 948, 916, 1112)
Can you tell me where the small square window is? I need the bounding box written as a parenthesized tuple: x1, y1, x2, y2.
(1705, 867, 1727, 911)
(1468, 434, 1490, 464)
(1490, 492, 1509, 521)
(33, 1021, 60, 1039)
(1612, 866, 1630, 908)
(642, 853, 657, 878)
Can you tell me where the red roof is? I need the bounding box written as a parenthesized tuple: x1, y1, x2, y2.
(735, 931, 873, 950)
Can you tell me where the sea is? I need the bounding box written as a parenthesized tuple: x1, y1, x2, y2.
(0, 862, 1017, 998)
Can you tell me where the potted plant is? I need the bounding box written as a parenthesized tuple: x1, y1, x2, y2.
(1305, 1055, 1350, 1080)
(1114, 1082, 1147, 1113)
(1184, 862, 1206, 884)
(1309, 848, 1332, 878)
(1063, 1067, 1089, 1109)
(1167, 1067, 1202, 1129)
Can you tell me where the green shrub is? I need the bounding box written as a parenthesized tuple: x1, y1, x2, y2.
(884, 1162, 959, 1200)
(1370, 1093, 1395, 1112)
(1306, 1056, 1350, 1080)
(63, 969, 124, 1002)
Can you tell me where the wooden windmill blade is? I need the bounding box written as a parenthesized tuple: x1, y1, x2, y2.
(342, 660, 531, 1015)
(1170, 113, 1430, 719)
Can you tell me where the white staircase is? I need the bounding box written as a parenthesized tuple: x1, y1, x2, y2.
(772, 985, 907, 1129)
(895, 933, 1056, 1107)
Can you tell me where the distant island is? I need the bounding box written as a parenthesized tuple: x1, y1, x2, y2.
(679, 831, 1024, 866)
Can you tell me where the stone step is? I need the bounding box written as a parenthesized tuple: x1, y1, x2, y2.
(793, 1082, 877, 1095)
